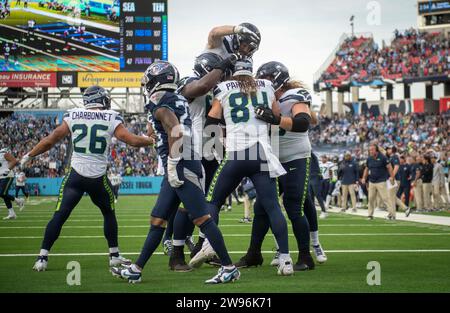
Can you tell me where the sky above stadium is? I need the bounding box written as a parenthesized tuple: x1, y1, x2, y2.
(168, 0, 419, 101)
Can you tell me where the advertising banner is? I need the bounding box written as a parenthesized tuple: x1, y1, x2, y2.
(0, 72, 57, 87)
(77, 72, 143, 87)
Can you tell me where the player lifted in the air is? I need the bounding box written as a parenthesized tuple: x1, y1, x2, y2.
(20, 86, 154, 272)
(111, 60, 240, 284)
(0, 148, 25, 220)
(205, 22, 261, 58)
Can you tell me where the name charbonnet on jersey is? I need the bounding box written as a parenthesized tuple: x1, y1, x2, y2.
(63, 107, 124, 179)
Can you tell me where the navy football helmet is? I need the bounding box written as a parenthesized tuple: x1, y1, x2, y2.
(232, 58, 253, 77)
(142, 60, 180, 96)
(82, 85, 111, 109)
(256, 61, 290, 91)
(193, 52, 223, 77)
(232, 23, 261, 56)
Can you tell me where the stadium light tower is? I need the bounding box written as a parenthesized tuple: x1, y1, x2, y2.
(350, 15, 355, 37)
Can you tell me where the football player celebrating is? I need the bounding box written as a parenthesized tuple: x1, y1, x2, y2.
(235, 61, 316, 271)
(0, 148, 25, 219)
(111, 61, 240, 284)
(20, 86, 153, 272)
(189, 59, 294, 276)
(205, 22, 261, 58)
(169, 52, 238, 270)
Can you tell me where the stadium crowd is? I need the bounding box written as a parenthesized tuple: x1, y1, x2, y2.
(0, 114, 159, 177)
(317, 28, 450, 87)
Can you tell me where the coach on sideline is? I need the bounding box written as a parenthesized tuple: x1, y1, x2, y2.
(338, 151, 358, 212)
(361, 144, 395, 220)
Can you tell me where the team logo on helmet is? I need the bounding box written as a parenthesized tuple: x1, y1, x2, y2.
(147, 62, 171, 75)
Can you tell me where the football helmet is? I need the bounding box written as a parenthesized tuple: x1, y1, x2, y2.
(193, 52, 223, 77)
(142, 60, 180, 96)
(232, 22, 261, 56)
(82, 85, 111, 109)
(256, 61, 290, 91)
(232, 58, 253, 77)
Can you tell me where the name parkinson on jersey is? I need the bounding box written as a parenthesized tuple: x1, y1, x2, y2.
(71, 111, 114, 121)
(224, 79, 267, 91)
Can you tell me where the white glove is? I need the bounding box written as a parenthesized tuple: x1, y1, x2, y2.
(20, 153, 32, 169)
(233, 25, 259, 41)
(167, 156, 184, 188)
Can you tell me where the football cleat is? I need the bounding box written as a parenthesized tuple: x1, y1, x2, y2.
(3, 213, 17, 220)
(239, 217, 252, 223)
(234, 251, 263, 268)
(205, 266, 240, 284)
(352, 208, 357, 213)
(163, 239, 173, 256)
(109, 254, 132, 267)
(190, 237, 205, 259)
(270, 250, 280, 266)
(32, 255, 48, 272)
(111, 266, 141, 283)
(169, 248, 193, 272)
(188, 239, 217, 268)
(185, 236, 195, 253)
(367, 216, 374, 220)
(319, 212, 328, 219)
(294, 252, 315, 271)
(312, 244, 327, 264)
(277, 255, 294, 276)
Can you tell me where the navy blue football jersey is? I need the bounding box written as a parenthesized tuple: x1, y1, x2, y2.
(146, 91, 196, 168)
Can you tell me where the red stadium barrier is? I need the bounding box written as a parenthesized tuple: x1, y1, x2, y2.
(439, 97, 450, 112)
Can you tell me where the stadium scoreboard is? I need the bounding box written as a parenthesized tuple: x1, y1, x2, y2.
(120, 0, 168, 71)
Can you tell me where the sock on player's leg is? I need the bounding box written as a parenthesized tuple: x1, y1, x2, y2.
(199, 218, 232, 266)
(173, 209, 194, 243)
(135, 225, 166, 269)
(288, 214, 310, 253)
(109, 247, 119, 257)
(102, 211, 118, 248)
(266, 208, 289, 254)
(310, 230, 320, 246)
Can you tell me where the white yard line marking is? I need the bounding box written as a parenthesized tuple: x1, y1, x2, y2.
(0, 233, 448, 239)
(1, 249, 449, 257)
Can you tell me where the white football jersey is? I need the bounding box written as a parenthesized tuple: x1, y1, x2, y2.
(277, 88, 312, 163)
(110, 174, 122, 186)
(319, 161, 335, 180)
(63, 108, 123, 178)
(203, 35, 235, 59)
(179, 76, 214, 158)
(0, 148, 13, 178)
(214, 79, 275, 152)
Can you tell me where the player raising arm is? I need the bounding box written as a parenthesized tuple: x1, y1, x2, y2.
(20, 86, 153, 272)
(205, 23, 261, 58)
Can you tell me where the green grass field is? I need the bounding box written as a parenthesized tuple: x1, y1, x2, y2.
(0, 196, 449, 293)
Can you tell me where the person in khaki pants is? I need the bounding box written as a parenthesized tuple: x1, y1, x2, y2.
(431, 154, 445, 209)
(339, 152, 359, 212)
(412, 155, 424, 211)
(386, 147, 410, 216)
(421, 155, 434, 211)
(361, 144, 395, 220)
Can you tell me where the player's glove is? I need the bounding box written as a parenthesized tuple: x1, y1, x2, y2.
(233, 25, 260, 42)
(254, 106, 281, 125)
(214, 53, 239, 71)
(167, 156, 184, 188)
(19, 153, 33, 169)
